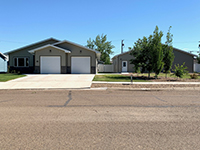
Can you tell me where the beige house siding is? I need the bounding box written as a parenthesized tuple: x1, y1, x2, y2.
(112, 52, 134, 72)
(56, 42, 96, 73)
(34, 47, 67, 73)
(56, 43, 96, 66)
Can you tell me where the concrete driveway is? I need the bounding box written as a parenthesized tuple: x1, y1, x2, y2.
(0, 74, 95, 89)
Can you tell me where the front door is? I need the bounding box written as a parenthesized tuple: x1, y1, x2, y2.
(122, 61, 127, 72)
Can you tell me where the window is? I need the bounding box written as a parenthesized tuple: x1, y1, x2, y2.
(14, 57, 29, 67)
(123, 62, 126, 67)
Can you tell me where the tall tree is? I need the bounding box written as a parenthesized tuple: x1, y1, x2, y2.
(163, 26, 174, 78)
(151, 26, 164, 78)
(86, 34, 114, 64)
(86, 38, 95, 49)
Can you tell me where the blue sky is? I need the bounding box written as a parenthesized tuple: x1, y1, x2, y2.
(0, 0, 200, 58)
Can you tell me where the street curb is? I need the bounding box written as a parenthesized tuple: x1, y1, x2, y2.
(0, 87, 91, 91)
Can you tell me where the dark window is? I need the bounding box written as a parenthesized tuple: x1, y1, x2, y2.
(14, 57, 29, 67)
(26, 58, 29, 66)
(123, 62, 126, 67)
(14, 58, 17, 66)
(18, 58, 24, 66)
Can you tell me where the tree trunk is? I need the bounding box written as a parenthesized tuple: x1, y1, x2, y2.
(148, 71, 150, 78)
(155, 74, 157, 79)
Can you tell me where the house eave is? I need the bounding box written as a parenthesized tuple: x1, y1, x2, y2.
(4, 37, 60, 55)
(53, 40, 101, 54)
(28, 45, 71, 54)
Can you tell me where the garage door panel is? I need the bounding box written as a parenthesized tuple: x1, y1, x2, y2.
(71, 57, 90, 74)
(40, 56, 61, 74)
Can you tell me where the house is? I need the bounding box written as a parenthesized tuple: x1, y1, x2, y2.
(112, 47, 195, 73)
(4, 38, 101, 74)
(0, 52, 7, 73)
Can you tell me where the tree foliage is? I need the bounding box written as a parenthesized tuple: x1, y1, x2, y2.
(151, 26, 164, 78)
(163, 26, 174, 77)
(130, 26, 165, 78)
(86, 34, 114, 64)
(172, 62, 188, 78)
(130, 26, 175, 78)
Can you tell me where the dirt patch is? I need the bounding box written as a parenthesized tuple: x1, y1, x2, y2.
(122, 73, 200, 82)
(91, 83, 200, 89)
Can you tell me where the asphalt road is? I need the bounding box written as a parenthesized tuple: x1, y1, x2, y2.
(0, 89, 200, 150)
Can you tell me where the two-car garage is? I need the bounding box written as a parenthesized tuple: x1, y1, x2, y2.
(40, 56, 90, 74)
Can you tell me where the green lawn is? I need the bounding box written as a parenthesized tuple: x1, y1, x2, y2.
(0, 73, 26, 82)
(93, 73, 200, 82)
(93, 74, 149, 82)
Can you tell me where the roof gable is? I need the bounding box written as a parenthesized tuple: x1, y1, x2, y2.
(53, 40, 101, 54)
(54, 40, 101, 60)
(0, 52, 7, 60)
(28, 45, 71, 54)
(4, 38, 60, 55)
(112, 51, 130, 59)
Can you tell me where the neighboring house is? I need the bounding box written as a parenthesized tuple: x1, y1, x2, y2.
(0, 52, 7, 73)
(4, 38, 101, 74)
(112, 47, 195, 73)
(112, 51, 134, 73)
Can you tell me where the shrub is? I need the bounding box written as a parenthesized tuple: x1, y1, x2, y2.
(190, 73, 198, 79)
(172, 63, 188, 78)
(11, 70, 16, 74)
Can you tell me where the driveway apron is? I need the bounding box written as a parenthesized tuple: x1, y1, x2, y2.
(0, 74, 95, 89)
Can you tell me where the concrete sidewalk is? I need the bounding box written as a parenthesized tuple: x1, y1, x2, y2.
(1, 75, 200, 90)
(0, 74, 95, 89)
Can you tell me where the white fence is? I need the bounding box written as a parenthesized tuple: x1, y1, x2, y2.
(194, 64, 200, 72)
(98, 64, 114, 73)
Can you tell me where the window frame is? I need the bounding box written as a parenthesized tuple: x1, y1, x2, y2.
(13, 57, 29, 67)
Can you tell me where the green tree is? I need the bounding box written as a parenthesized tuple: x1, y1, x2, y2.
(86, 38, 95, 49)
(163, 26, 174, 78)
(130, 26, 164, 78)
(172, 62, 188, 78)
(151, 26, 164, 78)
(130, 36, 153, 78)
(86, 34, 114, 64)
(130, 26, 174, 78)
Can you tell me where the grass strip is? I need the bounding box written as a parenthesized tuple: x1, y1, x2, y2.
(0, 73, 26, 82)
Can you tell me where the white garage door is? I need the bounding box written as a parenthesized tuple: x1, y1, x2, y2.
(71, 57, 90, 74)
(40, 56, 61, 74)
